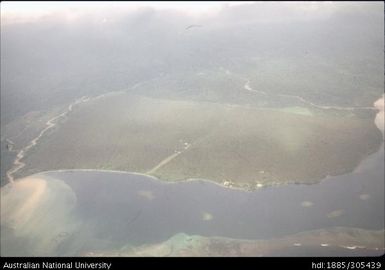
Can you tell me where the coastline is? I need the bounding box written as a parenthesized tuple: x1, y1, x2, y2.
(4, 94, 384, 192)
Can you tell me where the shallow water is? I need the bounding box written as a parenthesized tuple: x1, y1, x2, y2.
(1, 96, 383, 256)
(41, 145, 383, 246)
(2, 142, 380, 256)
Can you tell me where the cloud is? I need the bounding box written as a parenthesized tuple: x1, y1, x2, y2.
(1, 1, 254, 24)
(4, 1, 376, 26)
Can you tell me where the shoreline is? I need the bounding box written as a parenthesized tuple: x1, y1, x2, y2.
(83, 227, 385, 257)
(18, 137, 383, 193)
(4, 93, 384, 191)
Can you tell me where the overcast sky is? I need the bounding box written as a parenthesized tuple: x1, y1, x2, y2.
(1, 1, 253, 22)
(1, 1, 354, 25)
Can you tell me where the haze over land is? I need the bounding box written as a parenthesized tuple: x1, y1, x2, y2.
(0, 1, 384, 257)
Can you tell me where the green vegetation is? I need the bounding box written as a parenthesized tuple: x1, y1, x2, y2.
(18, 93, 383, 188)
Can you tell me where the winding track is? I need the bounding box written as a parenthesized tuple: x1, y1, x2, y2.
(4, 72, 381, 184)
(6, 96, 90, 183)
(222, 68, 376, 111)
